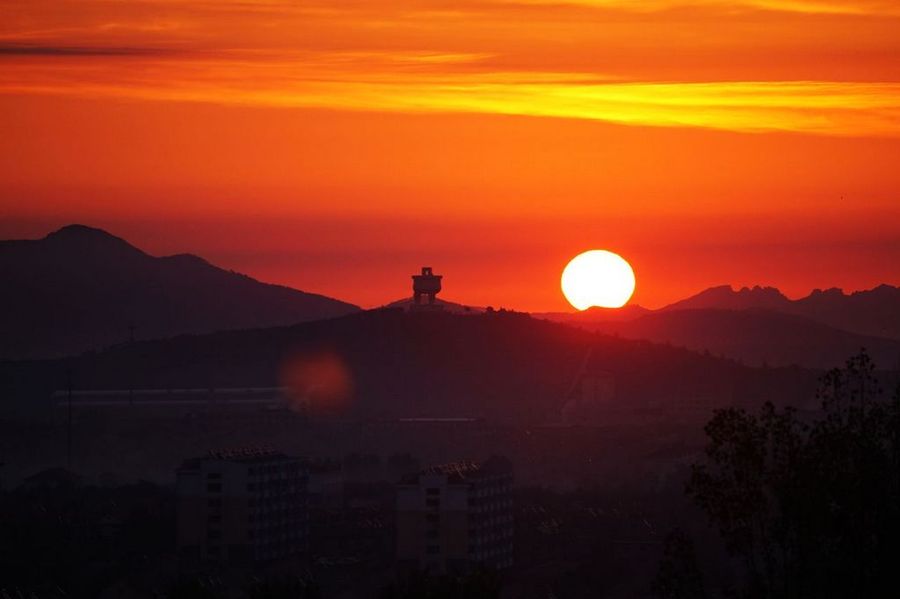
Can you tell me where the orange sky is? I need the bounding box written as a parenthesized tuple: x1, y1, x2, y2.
(1, 0, 899, 310)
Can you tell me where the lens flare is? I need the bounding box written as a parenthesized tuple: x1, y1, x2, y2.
(279, 351, 354, 414)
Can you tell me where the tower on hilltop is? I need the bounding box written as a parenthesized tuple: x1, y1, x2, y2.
(412, 267, 443, 309)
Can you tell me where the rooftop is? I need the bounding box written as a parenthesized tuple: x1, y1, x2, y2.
(178, 446, 293, 471)
(402, 456, 512, 484)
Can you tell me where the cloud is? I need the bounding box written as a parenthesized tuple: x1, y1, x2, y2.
(522, 0, 900, 16)
(2, 53, 898, 137)
(1, 0, 898, 137)
(0, 44, 171, 57)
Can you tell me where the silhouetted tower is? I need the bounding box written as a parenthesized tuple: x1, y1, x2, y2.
(412, 267, 442, 307)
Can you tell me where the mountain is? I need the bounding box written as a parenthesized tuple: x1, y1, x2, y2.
(590, 309, 900, 370)
(533, 304, 651, 325)
(0, 224, 360, 359)
(793, 285, 900, 340)
(2, 309, 825, 422)
(382, 296, 484, 314)
(661, 284, 900, 339)
(535, 283, 900, 368)
(661, 285, 791, 312)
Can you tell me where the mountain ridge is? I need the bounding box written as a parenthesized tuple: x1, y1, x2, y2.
(659, 283, 900, 339)
(536, 283, 900, 368)
(0, 224, 361, 359)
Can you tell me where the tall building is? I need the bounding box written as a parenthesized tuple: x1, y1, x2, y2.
(176, 447, 308, 563)
(396, 456, 513, 575)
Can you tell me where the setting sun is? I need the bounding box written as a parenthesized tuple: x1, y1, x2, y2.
(561, 250, 636, 310)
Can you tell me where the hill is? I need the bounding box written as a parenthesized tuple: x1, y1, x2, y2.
(2, 309, 831, 423)
(536, 284, 900, 368)
(0, 224, 360, 359)
(533, 304, 651, 324)
(381, 296, 484, 314)
(661, 284, 900, 339)
(661, 285, 791, 312)
(590, 309, 900, 370)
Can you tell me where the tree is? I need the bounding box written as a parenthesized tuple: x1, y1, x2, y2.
(652, 530, 708, 599)
(685, 350, 900, 599)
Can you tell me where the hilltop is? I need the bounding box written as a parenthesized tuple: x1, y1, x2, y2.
(0, 225, 360, 359)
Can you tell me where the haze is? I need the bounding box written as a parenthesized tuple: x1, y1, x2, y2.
(2, 0, 899, 309)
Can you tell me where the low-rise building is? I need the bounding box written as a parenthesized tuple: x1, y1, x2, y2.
(396, 456, 513, 575)
(176, 447, 308, 563)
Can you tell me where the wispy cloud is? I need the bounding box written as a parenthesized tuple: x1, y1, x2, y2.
(2, 0, 899, 137)
(525, 0, 900, 16)
(0, 44, 171, 56)
(2, 54, 898, 136)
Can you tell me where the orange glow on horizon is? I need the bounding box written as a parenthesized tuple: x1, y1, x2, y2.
(1, 0, 898, 311)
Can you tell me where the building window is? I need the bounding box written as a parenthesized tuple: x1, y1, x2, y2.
(207, 483, 222, 493)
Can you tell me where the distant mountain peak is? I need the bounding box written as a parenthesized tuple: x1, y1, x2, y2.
(663, 284, 790, 312)
(0, 224, 361, 359)
(809, 287, 845, 297)
(47, 223, 117, 240)
(736, 284, 783, 294)
(160, 252, 213, 267)
(44, 224, 142, 254)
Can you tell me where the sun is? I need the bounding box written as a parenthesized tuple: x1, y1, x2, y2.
(561, 250, 636, 310)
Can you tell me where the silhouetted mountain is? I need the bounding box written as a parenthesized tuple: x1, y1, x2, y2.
(660, 284, 900, 339)
(588, 309, 900, 370)
(793, 284, 900, 340)
(0, 224, 360, 359)
(662, 285, 791, 312)
(4, 309, 826, 422)
(533, 304, 651, 324)
(382, 297, 484, 314)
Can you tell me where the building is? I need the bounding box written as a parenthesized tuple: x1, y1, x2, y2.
(176, 447, 308, 563)
(396, 456, 513, 575)
(411, 266, 443, 309)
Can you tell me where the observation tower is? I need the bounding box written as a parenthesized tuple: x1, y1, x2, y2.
(412, 267, 442, 309)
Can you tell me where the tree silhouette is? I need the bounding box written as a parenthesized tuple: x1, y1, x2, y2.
(684, 350, 900, 598)
(652, 530, 708, 599)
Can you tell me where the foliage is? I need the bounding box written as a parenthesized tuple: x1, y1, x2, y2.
(652, 530, 708, 599)
(685, 350, 900, 598)
(0, 480, 174, 597)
